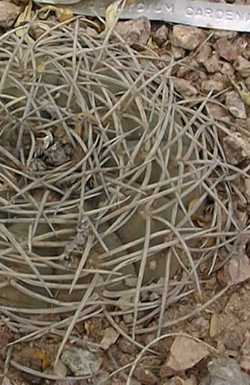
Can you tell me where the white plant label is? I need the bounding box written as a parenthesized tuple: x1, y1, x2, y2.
(35, 0, 250, 32)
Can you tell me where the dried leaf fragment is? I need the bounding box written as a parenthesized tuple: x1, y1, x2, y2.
(15, 0, 34, 44)
(15, 0, 32, 29)
(166, 336, 210, 372)
(55, 7, 73, 22)
(33, 350, 50, 370)
(210, 313, 221, 338)
(103, 0, 120, 35)
(100, 327, 119, 350)
(37, 4, 73, 22)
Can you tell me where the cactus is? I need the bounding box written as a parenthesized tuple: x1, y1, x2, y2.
(0, 19, 244, 340)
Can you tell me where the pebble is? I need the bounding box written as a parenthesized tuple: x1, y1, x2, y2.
(0, 1, 20, 28)
(196, 44, 212, 64)
(53, 359, 67, 378)
(223, 132, 250, 165)
(226, 91, 247, 119)
(134, 366, 158, 385)
(207, 103, 230, 122)
(152, 24, 168, 47)
(118, 338, 138, 355)
(61, 348, 102, 376)
(171, 46, 186, 59)
(220, 62, 235, 78)
(174, 78, 198, 97)
(114, 17, 151, 48)
(203, 54, 220, 74)
(177, 58, 200, 78)
(234, 56, 250, 78)
(201, 79, 225, 93)
(172, 25, 205, 51)
(205, 357, 250, 385)
(215, 37, 239, 62)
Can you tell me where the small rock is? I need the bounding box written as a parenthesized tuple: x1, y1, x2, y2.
(196, 44, 212, 64)
(201, 79, 225, 93)
(215, 38, 239, 62)
(206, 357, 250, 385)
(203, 54, 220, 74)
(61, 348, 102, 376)
(228, 254, 250, 285)
(235, 36, 248, 53)
(191, 317, 209, 338)
(118, 338, 138, 355)
(226, 91, 247, 119)
(234, 56, 250, 78)
(53, 359, 68, 378)
(30, 25, 47, 40)
(134, 366, 158, 385)
(35, 139, 72, 168)
(114, 17, 151, 48)
(152, 24, 168, 47)
(177, 56, 200, 78)
(220, 62, 235, 78)
(223, 132, 250, 164)
(172, 25, 205, 51)
(243, 48, 250, 61)
(207, 103, 230, 122)
(165, 336, 209, 372)
(171, 46, 186, 59)
(174, 78, 197, 97)
(0, 1, 20, 28)
(187, 69, 206, 84)
(177, 58, 199, 78)
(213, 31, 237, 40)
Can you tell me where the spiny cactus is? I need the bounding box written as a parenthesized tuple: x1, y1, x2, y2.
(0, 19, 245, 340)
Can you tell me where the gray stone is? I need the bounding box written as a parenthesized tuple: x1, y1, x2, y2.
(61, 348, 102, 376)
